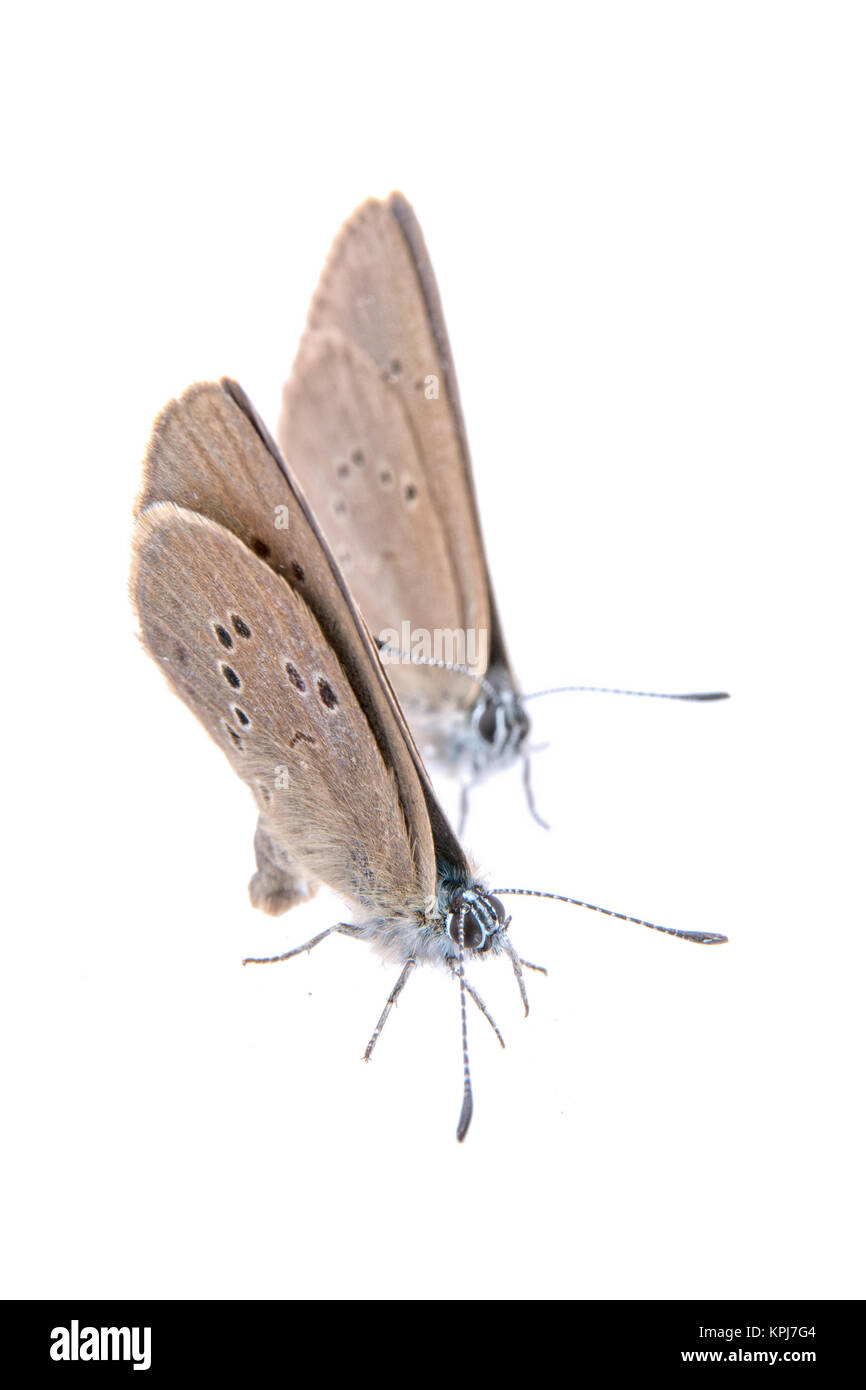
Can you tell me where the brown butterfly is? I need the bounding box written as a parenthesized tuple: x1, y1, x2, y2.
(278, 193, 534, 828)
(132, 379, 727, 1140)
(276, 194, 728, 831)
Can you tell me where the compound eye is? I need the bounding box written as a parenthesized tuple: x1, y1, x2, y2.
(463, 909, 484, 949)
(514, 706, 531, 743)
(448, 908, 484, 949)
(477, 699, 498, 744)
(487, 894, 506, 925)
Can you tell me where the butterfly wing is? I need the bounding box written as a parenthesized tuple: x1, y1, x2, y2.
(134, 380, 468, 913)
(279, 329, 468, 711)
(280, 193, 515, 693)
(133, 502, 434, 918)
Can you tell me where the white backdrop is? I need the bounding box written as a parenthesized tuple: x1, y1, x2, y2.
(2, 2, 863, 1300)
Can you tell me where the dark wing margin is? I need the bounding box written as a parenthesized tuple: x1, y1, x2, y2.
(386, 192, 514, 679)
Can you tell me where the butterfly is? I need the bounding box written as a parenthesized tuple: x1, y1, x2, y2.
(276, 194, 728, 832)
(132, 379, 727, 1140)
(277, 193, 535, 828)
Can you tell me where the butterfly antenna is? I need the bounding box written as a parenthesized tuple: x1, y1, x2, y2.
(375, 640, 497, 701)
(521, 684, 730, 703)
(490, 888, 728, 945)
(455, 905, 474, 1142)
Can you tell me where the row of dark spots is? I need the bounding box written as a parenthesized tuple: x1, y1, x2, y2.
(284, 660, 339, 711)
(214, 615, 252, 750)
(222, 685, 253, 733)
(213, 612, 340, 758)
(249, 536, 306, 586)
(380, 472, 419, 505)
(381, 471, 417, 504)
(214, 613, 252, 651)
(337, 448, 365, 480)
(333, 459, 418, 505)
(221, 646, 337, 712)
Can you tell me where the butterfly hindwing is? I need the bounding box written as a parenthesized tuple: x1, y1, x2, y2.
(134, 379, 471, 908)
(132, 502, 435, 919)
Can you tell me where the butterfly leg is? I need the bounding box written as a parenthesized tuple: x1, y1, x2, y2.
(521, 754, 550, 831)
(518, 956, 548, 975)
(363, 958, 417, 1061)
(242, 922, 360, 966)
(447, 962, 506, 1048)
(502, 935, 531, 1017)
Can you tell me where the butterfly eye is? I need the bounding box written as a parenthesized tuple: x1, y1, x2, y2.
(477, 700, 498, 744)
(486, 895, 506, 925)
(448, 908, 484, 950)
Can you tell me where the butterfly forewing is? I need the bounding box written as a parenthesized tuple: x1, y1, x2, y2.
(288, 194, 501, 674)
(133, 503, 435, 918)
(280, 328, 466, 708)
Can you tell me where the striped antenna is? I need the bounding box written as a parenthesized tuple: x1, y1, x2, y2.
(454, 904, 474, 1142)
(375, 641, 728, 707)
(374, 640, 497, 701)
(521, 685, 729, 703)
(490, 888, 728, 945)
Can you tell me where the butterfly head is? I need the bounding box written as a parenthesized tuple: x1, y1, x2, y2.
(469, 683, 530, 773)
(443, 884, 510, 955)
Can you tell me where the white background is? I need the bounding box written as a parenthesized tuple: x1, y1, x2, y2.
(2, 2, 863, 1301)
